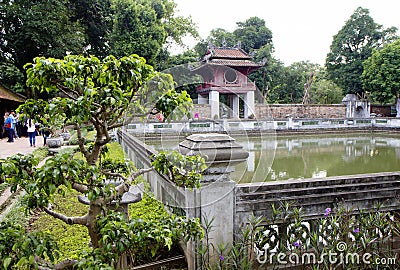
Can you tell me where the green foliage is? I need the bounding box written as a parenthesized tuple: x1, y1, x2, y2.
(107, 0, 197, 66)
(1, 0, 196, 95)
(196, 16, 273, 55)
(30, 189, 91, 262)
(0, 0, 86, 94)
(94, 211, 203, 266)
(0, 221, 59, 269)
(326, 7, 398, 95)
(129, 193, 170, 222)
(310, 78, 343, 104)
(155, 90, 193, 121)
(362, 39, 400, 103)
(266, 61, 322, 104)
(152, 150, 206, 189)
(24, 54, 154, 126)
(233, 17, 273, 53)
(0, 62, 25, 94)
(2, 197, 31, 228)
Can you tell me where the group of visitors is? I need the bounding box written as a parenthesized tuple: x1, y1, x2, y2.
(3, 111, 38, 147)
(3, 111, 18, 143)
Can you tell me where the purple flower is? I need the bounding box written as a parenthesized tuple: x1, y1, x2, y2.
(353, 228, 360, 233)
(293, 241, 301, 247)
(219, 255, 224, 261)
(324, 208, 332, 216)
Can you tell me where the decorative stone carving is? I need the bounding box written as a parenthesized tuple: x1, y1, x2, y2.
(60, 132, 71, 141)
(178, 133, 248, 183)
(78, 182, 143, 218)
(46, 137, 63, 148)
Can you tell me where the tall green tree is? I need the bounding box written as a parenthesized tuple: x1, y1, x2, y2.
(267, 61, 321, 104)
(233, 16, 273, 53)
(108, 0, 197, 66)
(195, 17, 273, 56)
(70, 0, 113, 59)
(193, 28, 236, 58)
(0, 0, 197, 96)
(0, 0, 86, 94)
(362, 39, 400, 104)
(325, 7, 398, 96)
(310, 70, 343, 104)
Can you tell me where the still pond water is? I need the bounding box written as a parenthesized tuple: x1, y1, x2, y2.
(147, 132, 400, 183)
(231, 132, 400, 183)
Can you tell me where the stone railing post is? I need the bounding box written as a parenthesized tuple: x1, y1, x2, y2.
(178, 133, 248, 266)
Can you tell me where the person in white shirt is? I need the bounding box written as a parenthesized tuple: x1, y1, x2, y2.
(26, 118, 36, 147)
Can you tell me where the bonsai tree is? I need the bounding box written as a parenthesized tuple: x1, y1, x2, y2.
(0, 54, 204, 269)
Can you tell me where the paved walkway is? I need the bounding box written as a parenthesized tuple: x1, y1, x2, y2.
(0, 136, 46, 221)
(0, 136, 45, 159)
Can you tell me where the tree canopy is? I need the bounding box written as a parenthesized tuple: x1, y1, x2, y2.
(362, 39, 400, 103)
(325, 7, 398, 96)
(0, 0, 86, 93)
(0, 0, 197, 95)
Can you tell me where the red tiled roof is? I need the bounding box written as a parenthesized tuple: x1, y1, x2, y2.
(0, 85, 25, 102)
(208, 59, 262, 67)
(208, 48, 251, 59)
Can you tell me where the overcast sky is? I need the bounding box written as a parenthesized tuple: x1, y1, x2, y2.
(173, 0, 400, 66)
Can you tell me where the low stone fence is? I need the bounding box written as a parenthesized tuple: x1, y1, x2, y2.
(118, 130, 400, 270)
(125, 117, 400, 135)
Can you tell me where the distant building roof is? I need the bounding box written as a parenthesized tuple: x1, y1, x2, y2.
(205, 47, 252, 60)
(0, 85, 25, 103)
(194, 46, 263, 72)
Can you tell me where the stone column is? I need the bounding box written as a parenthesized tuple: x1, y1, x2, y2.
(244, 91, 255, 118)
(230, 95, 240, 118)
(396, 98, 400, 118)
(209, 91, 220, 119)
(179, 133, 248, 266)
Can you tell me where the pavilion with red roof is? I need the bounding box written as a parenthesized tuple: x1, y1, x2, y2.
(192, 44, 262, 119)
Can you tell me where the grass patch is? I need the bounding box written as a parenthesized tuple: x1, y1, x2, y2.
(29, 189, 91, 262)
(129, 192, 170, 222)
(0, 183, 8, 194)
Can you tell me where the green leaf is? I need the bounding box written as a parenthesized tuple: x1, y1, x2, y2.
(3, 257, 11, 269)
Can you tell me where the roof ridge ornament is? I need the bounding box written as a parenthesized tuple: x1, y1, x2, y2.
(234, 40, 241, 49)
(221, 38, 227, 48)
(207, 40, 215, 49)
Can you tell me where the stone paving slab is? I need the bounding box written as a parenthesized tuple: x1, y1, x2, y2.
(0, 136, 44, 159)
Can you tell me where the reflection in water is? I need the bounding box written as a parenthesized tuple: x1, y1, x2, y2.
(232, 133, 400, 183)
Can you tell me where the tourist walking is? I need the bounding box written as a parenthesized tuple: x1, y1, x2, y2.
(4, 112, 14, 143)
(26, 118, 36, 147)
(12, 111, 19, 139)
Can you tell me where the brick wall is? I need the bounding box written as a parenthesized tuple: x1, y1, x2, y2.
(192, 104, 211, 119)
(255, 104, 346, 119)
